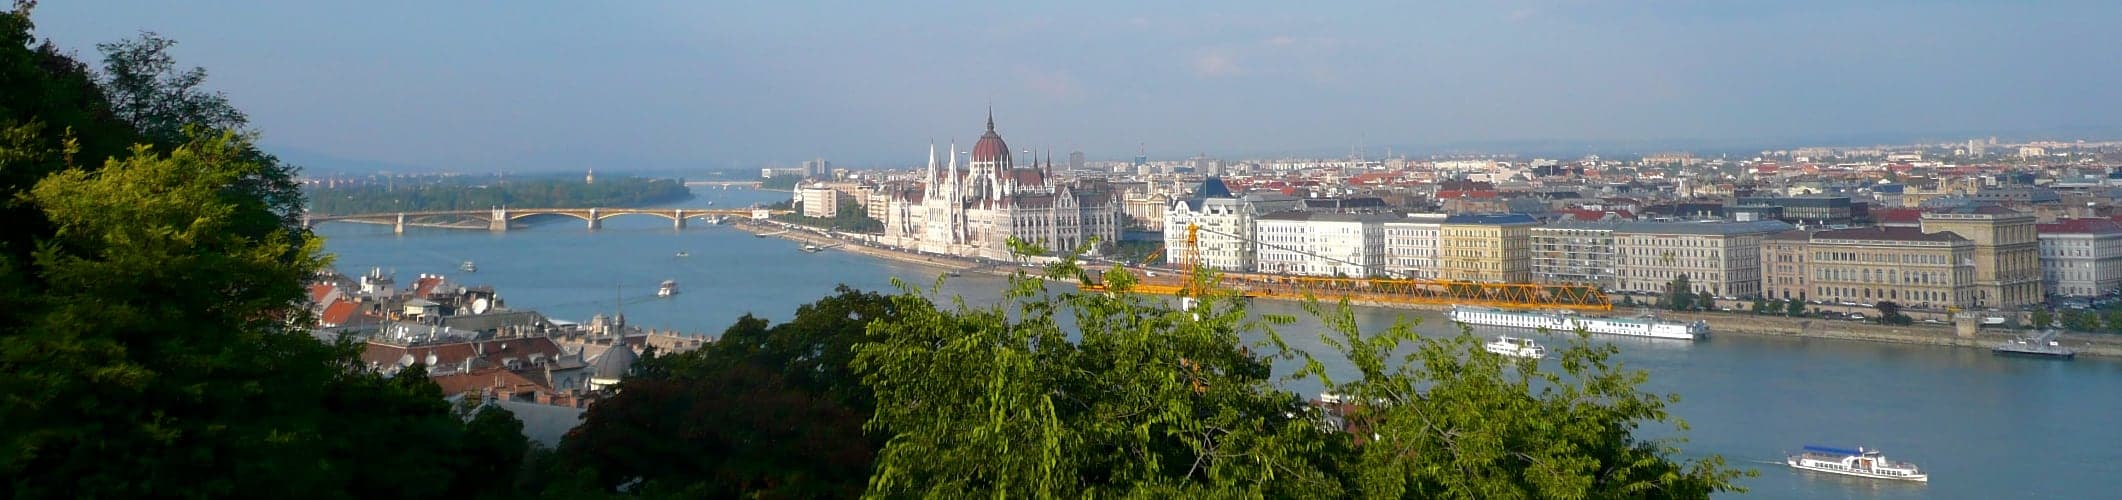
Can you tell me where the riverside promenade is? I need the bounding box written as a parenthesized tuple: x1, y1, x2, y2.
(729, 220, 2122, 359)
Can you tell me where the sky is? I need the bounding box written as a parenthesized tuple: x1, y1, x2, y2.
(27, 1, 2122, 172)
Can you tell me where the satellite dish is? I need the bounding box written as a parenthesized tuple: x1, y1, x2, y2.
(471, 297, 491, 315)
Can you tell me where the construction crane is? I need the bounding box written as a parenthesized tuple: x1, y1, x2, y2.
(1082, 222, 1611, 312)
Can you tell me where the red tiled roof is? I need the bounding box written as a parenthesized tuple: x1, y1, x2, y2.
(412, 276, 445, 297)
(320, 299, 358, 326)
(2040, 218, 2122, 235)
(362, 336, 569, 372)
(1875, 208, 1924, 224)
(431, 367, 551, 398)
(309, 283, 337, 304)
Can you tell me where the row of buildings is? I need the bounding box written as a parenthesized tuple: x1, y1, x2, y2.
(1165, 178, 2122, 311)
(861, 113, 1128, 260)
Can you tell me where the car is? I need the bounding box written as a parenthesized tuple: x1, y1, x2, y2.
(1847, 313, 1868, 320)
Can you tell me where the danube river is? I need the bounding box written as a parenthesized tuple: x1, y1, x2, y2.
(316, 186, 2120, 499)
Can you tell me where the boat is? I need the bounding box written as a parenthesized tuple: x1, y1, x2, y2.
(459, 260, 476, 273)
(674, 251, 690, 258)
(1992, 330, 2075, 359)
(1483, 336, 1547, 359)
(1449, 306, 1706, 341)
(657, 280, 679, 297)
(800, 244, 823, 253)
(1786, 445, 1927, 482)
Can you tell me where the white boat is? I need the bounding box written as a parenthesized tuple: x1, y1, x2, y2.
(1449, 306, 1706, 341)
(1483, 336, 1547, 359)
(657, 279, 678, 297)
(459, 260, 476, 273)
(674, 251, 690, 258)
(1787, 446, 1927, 482)
(800, 244, 823, 253)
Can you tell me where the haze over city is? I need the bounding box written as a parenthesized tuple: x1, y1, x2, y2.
(32, 1, 2122, 171)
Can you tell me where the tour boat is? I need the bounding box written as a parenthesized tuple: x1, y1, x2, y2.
(1449, 306, 1706, 341)
(674, 251, 690, 258)
(800, 244, 824, 253)
(1786, 445, 1927, 482)
(657, 280, 679, 298)
(1483, 336, 1547, 359)
(459, 260, 476, 273)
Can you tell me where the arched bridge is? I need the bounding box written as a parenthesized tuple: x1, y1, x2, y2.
(303, 207, 787, 233)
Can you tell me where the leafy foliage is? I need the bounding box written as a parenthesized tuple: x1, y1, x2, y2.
(773, 197, 884, 233)
(1664, 274, 1695, 311)
(852, 242, 1748, 497)
(1875, 301, 1913, 325)
(760, 173, 804, 190)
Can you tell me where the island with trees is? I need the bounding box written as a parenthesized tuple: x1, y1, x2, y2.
(304, 174, 692, 215)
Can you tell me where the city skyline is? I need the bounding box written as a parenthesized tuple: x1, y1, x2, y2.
(30, 1, 2122, 171)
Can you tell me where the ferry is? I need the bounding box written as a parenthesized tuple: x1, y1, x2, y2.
(657, 280, 679, 298)
(1448, 306, 1706, 341)
(1483, 336, 1547, 359)
(459, 260, 476, 273)
(1786, 445, 1928, 482)
(800, 244, 824, 253)
(1992, 330, 2074, 359)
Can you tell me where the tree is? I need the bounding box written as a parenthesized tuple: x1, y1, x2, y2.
(2030, 309, 2053, 330)
(852, 244, 1748, 496)
(1875, 301, 1913, 325)
(2103, 308, 2122, 335)
(2062, 308, 2102, 332)
(1786, 297, 1808, 317)
(1664, 274, 1695, 311)
(1752, 298, 1771, 315)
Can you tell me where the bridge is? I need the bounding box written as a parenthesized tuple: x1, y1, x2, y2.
(303, 207, 786, 234)
(683, 180, 764, 188)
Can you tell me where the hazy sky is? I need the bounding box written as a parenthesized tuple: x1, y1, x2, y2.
(28, 1, 2122, 171)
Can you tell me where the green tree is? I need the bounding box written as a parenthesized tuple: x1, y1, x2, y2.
(2062, 308, 2101, 332)
(1665, 274, 1695, 311)
(2103, 308, 2122, 335)
(1752, 298, 1771, 315)
(1786, 296, 1808, 317)
(853, 243, 1748, 496)
(1875, 301, 1913, 325)
(2030, 309, 2053, 330)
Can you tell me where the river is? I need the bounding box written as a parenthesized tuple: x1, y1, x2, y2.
(315, 186, 2120, 499)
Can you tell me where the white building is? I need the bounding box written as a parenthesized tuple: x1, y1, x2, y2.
(1164, 179, 1253, 272)
(1254, 212, 1392, 277)
(2037, 218, 2122, 298)
(1382, 213, 1449, 279)
(1612, 220, 1792, 298)
(871, 111, 1125, 259)
(1531, 220, 1620, 289)
(799, 185, 840, 218)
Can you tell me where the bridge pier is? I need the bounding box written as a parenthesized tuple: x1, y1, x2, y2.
(586, 208, 601, 230)
(673, 209, 686, 230)
(490, 208, 510, 232)
(394, 213, 407, 234)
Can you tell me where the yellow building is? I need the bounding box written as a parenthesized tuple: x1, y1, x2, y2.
(1761, 230, 1812, 302)
(1806, 226, 1975, 310)
(1439, 214, 1536, 283)
(1921, 206, 2040, 309)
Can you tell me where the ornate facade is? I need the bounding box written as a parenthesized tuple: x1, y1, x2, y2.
(874, 112, 1123, 260)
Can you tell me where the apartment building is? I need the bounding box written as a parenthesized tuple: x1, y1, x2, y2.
(1165, 179, 1255, 272)
(2036, 218, 2122, 298)
(1806, 226, 1975, 310)
(1382, 213, 1449, 279)
(1438, 214, 1537, 283)
(1254, 212, 1392, 277)
(1761, 230, 1812, 302)
(1921, 205, 2040, 308)
(1611, 220, 1792, 298)
(1531, 220, 1620, 289)
(1734, 195, 1853, 226)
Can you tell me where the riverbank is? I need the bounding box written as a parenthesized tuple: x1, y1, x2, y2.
(727, 220, 2122, 359)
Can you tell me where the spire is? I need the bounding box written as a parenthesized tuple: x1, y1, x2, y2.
(986, 106, 995, 132)
(926, 141, 937, 197)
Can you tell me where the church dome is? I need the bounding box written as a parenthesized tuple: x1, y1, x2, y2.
(971, 110, 1011, 165)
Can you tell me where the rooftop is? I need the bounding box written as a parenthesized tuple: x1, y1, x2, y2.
(1613, 220, 1793, 236)
(1812, 226, 1968, 244)
(1443, 213, 1538, 225)
(2038, 218, 2122, 235)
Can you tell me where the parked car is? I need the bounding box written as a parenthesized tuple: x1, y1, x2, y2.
(1848, 313, 1867, 320)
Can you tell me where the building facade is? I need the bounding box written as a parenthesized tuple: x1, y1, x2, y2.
(1164, 179, 1257, 272)
(1383, 214, 1450, 279)
(1530, 220, 1619, 289)
(1761, 230, 1812, 302)
(799, 185, 839, 218)
(874, 112, 1124, 259)
(1806, 226, 1975, 310)
(1438, 214, 1537, 283)
(1612, 220, 1792, 298)
(1254, 212, 1390, 277)
(2036, 218, 2122, 298)
(1921, 206, 2040, 308)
